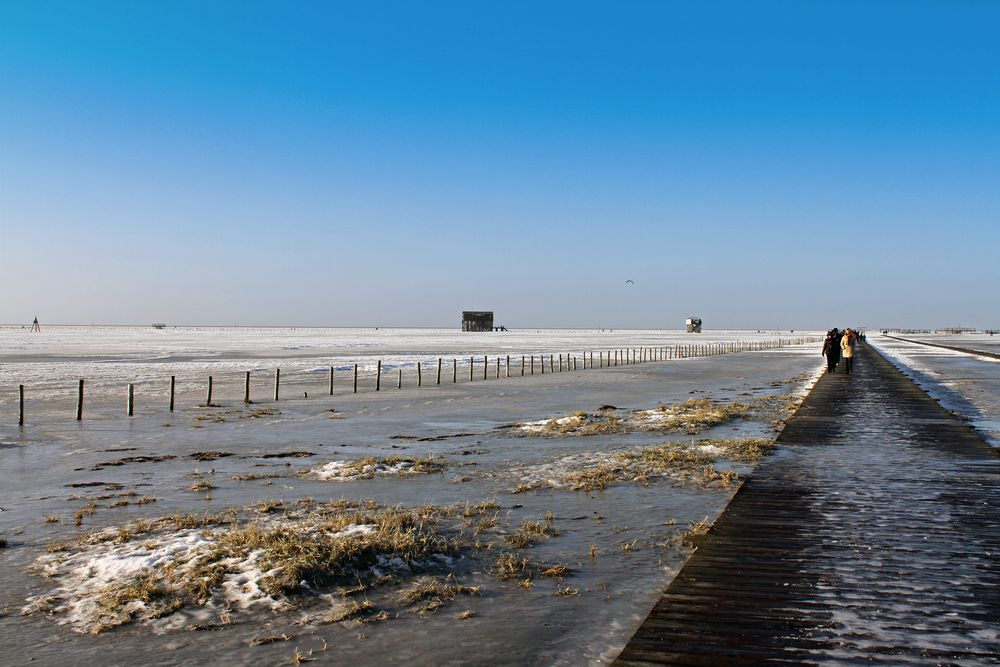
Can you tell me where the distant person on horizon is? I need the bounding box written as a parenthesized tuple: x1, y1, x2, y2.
(822, 331, 839, 373)
(841, 328, 855, 374)
(31, 317, 41, 333)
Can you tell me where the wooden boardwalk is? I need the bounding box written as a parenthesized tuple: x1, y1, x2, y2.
(615, 344, 1000, 665)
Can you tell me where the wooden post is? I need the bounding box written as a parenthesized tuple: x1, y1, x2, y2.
(398, 368, 402, 389)
(76, 379, 84, 420)
(506, 355, 510, 378)
(453, 359, 457, 383)
(470, 357, 474, 382)
(496, 357, 500, 379)
(558, 354, 563, 372)
(437, 358, 442, 385)
(376, 360, 382, 391)
(550, 355, 554, 373)
(18, 384, 24, 426)
(353, 364, 358, 393)
(245, 371, 251, 403)
(127, 383, 134, 416)
(483, 355, 488, 380)
(274, 369, 280, 401)
(329, 367, 334, 395)
(540, 355, 544, 374)
(530, 355, 534, 375)
(417, 362, 422, 387)
(169, 376, 175, 412)
(206, 376, 213, 407)
(521, 355, 525, 376)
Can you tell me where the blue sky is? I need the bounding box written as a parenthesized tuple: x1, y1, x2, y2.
(2, 1, 998, 329)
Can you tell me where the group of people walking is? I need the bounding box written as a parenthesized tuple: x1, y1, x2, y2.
(822, 327, 863, 374)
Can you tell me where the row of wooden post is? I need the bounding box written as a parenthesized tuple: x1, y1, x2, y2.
(14, 337, 816, 424)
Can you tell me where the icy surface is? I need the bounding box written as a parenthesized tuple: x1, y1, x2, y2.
(0, 327, 823, 665)
(871, 335, 1000, 446)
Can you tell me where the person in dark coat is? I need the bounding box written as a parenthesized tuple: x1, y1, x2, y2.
(822, 330, 840, 373)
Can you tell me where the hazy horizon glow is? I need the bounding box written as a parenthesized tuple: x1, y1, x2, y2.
(2, 2, 998, 330)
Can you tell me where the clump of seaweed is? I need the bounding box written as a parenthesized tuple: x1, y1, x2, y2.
(696, 437, 775, 462)
(307, 456, 449, 481)
(682, 519, 712, 547)
(244, 408, 280, 419)
(188, 481, 216, 492)
(492, 553, 532, 581)
(231, 472, 288, 482)
(193, 413, 226, 423)
(512, 436, 773, 493)
(505, 515, 559, 548)
(24, 498, 510, 634)
(513, 395, 798, 438)
(189, 451, 233, 462)
(398, 576, 481, 613)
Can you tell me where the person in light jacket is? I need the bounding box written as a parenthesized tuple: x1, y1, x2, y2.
(840, 328, 855, 374)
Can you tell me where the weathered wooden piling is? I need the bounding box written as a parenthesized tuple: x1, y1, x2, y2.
(169, 376, 175, 411)
(376, 360, 382, 391)
(76, 379, 84, 421)
(453, 359, 457, 383)
(329, 367, 334, 395)
(127, 383, 134, 416)
(417, 362, 422, 387)
(483, 355, 488, 380)
(506, 355, 510, 378)
(437, 358, 442, 385)
(274, 369, 280, 401)
(18, 384, 24, 426)
(206, 376, 213, 406)
(397, 368, 402, 389)
(353, 364, 358, 393)
(245, 371, 251, 403)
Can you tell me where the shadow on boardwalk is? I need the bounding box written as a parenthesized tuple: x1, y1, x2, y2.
(616, 344, 1000, 665)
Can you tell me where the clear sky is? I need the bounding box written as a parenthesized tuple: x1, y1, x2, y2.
(2, 1, 998, 330)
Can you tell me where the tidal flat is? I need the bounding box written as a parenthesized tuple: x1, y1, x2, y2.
(0, 330, 823, 666)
